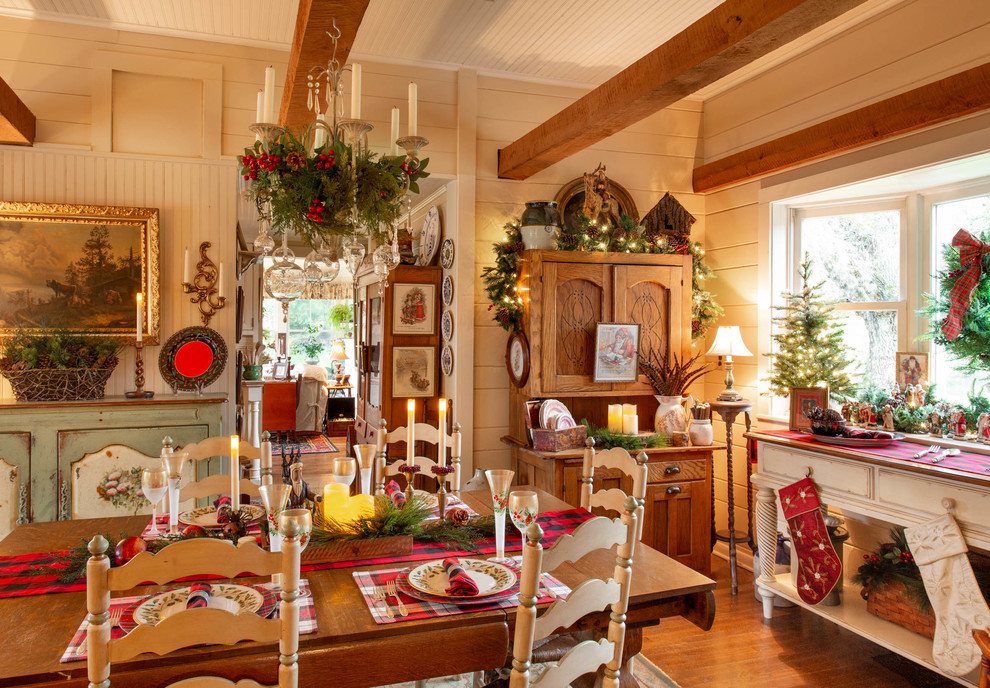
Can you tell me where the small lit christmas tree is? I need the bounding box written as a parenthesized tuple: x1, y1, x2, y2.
(765, 256, 856, 400)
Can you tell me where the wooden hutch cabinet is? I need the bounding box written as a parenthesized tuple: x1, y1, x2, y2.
(504, 250, 721, 575)
(353, 263, 442, 445)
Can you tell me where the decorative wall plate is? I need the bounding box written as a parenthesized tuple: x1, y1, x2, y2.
(440, 238, 455, 270)
(505, 331, 529, 387)
(442, 275, 454, 306)
(441, 345, 454, 377)
(159, 326, 227, 391)
(420, 206, 441, 266)
(441, 310, 453, 342)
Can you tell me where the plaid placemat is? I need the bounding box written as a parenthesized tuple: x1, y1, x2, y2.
(759, 430, 990, 476)
(353, 557, 570, 624)
(61, 579, 316, 662)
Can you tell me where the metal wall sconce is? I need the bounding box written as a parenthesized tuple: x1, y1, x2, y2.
(182, 241, 226, 326)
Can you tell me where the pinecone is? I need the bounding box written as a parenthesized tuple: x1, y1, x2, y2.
(505, 241, 526, 254)
(446, 507, 471, 526)
(613, 228, 626, 241)
(560, 234, 577, 247)
(496, 308, 512, 325)
(586, 224, 601, 239)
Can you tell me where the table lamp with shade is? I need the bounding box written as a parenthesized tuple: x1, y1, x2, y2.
(705, 326, 753, 402)
(329, 340, 348, 384)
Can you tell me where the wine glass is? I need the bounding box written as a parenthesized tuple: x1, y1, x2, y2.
(259, 483, 291, 553)
(333, 457, 357, 489)
(279, 508, 313, 552)
(485, 470, 514, 560)
(353, 444, 377, 495)
(508, 491, 539, 542)
(141, 467, 168, 537)
(161, 451, 189, 535)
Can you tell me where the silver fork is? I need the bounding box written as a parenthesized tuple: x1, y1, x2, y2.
(385, 579, 409, 617)
(913, 444, 940, 459)
(373, 586, 394, 619)
(77, 608, 122, 655)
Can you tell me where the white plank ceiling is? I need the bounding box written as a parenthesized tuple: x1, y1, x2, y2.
(0, 0, 726, 86)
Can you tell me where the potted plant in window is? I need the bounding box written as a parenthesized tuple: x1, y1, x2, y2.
(638, 350, 711, 435)
(328, 303, 354, 338)
(291, 325, 325, 364)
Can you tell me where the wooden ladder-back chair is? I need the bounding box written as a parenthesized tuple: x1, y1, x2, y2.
(176, 435, 274, 503)
(508, 495, 640, 688)
(375, 419, 462, 494)
(975, 628, 990, 688)
(580, 441, 648, 542)
(85, 528, 303, 688)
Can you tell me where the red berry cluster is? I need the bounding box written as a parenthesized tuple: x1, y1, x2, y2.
(863, 553, 882, 563)
(240, 152, 283, 180)
(315, 152, 335, 170)
(897, 551, 915, 565)
(400, 160, 414, 176)
(240, 154, 259, 180)
(307, 197, 326, 223)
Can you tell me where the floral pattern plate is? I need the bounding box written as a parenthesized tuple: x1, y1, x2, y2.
(441, 275, 454, 306)
(440, 238, 455, 270)
(120, 586, 276, 632)
(441, 345, 453, 377)
(178, 504, 265, 528)
(441, 310, 453, 342)
(407, 558, 516, 598)
(396, 568, 520, 606)
(132, 584, 263, 626)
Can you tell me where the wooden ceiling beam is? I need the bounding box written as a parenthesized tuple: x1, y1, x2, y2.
(693, 62, 990, 193)
(0, 76, 35, 145)
(279, 0, 371, 130)
(497, 0, 870, 181)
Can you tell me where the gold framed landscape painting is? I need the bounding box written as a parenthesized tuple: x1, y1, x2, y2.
(0, 202, 161, 343)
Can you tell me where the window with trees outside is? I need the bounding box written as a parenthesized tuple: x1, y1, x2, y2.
(773, 179, 990, 411)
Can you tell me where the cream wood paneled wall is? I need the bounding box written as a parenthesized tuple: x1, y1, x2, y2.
(473, 74, 706, 470)
(699, 0, 990, 552)
(0, 147, 238, 407)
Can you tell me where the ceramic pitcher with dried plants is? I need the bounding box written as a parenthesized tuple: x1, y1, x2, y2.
(638, 350, 711, 435)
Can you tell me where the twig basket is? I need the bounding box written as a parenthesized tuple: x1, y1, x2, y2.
(2, 365, 118, 401)
(863, 582, 935, 639)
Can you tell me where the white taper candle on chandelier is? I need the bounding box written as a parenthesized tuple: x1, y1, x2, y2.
(406, 399, 415, 467)
(135, 292, 143, 344)
(314, 114, 326, 149)
(408, 82, 418, 137)
(262, 66, 275, 123)
(255, 90, 263, 123)
(390, 107, 400, 155)
(350, 63, 362, 119)
(230, 435, 240, 512)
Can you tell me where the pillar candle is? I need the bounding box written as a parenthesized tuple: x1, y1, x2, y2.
(390, 107, 400, 156)
(622, 403, 636, 418)
(218, 262, 224, 299)
(406, 399, 415, 466)
(183, 249, 191, 284)
(230, 435, 240, 512)
(263, 65, 275, 123)
(350, 63, 362, 119)
(622, 414, 639, 435)
(135, 293, 143, 344)
(607, 404, 623, 433)
(438, 398, 447, 467)
(408, 82, 418, 137)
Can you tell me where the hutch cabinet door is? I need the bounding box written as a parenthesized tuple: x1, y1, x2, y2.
(643, 479, 711, 575)
(612, 264, 686, 368)
(0, 432, 29, 530)
(541, 262, 611, 393)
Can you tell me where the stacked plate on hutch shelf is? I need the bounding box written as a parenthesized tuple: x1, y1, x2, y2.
(395, 558, 520, 605)
(539, 399, 576, 431)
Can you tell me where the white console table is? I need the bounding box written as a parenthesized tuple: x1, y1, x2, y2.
(749, 431, 990, 687)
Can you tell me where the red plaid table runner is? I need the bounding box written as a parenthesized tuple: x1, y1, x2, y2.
(61, 579, 317, 662)
(759, 431, 990, 476)
(353, 557, 570, 624)
(0, 508, 593, 600)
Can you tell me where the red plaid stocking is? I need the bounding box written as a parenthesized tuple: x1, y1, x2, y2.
(942, 229, 990, 341)
(778, 477, 841, 605)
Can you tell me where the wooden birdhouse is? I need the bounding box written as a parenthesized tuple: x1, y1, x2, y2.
(643, 192, 695, 241)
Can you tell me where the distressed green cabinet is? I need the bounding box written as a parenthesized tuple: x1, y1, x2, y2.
(0, 395, 225, 523)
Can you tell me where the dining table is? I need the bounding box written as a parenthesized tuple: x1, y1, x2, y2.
(0, 488, 715, 688)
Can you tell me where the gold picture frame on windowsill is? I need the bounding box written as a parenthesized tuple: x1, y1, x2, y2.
(0, 201, 161, 344)
(789, 386, 830, 431)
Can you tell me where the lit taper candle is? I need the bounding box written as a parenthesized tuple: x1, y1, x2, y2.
(230, 435, 240, 511)
(135, 292, 143, 344)
(406, 399, 415, 467)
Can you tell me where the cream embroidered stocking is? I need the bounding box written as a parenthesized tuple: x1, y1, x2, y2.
(904, 513, 990, 676)
(778, 477, 841, 605)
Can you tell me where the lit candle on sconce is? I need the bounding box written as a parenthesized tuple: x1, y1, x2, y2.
(607, 404, 623, 433)
(230, 435, 240, 512)
(135, 292, 143, 344)
(408, 82, 418, 137)
(390, 107, 400, 155)
(183, 249, 191, 284)
(406, 399, 416, 467)
(218, 262, 224, 299)
(438, 398, 447, 467)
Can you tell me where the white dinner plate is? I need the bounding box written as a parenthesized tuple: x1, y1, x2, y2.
(178, 504, 265, 529)
(406, 558, 517, 598)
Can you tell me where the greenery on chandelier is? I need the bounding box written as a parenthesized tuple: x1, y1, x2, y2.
(921, 228, 990, 374)
(480, 213, 723, 338)
(764, 256, 856, 400)
(240, 128, 429, 247)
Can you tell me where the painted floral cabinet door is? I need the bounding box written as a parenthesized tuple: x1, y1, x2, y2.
(0, 458, 18, 540)
(70, 445, 195, 520)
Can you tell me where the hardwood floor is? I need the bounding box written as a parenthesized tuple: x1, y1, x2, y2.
(641, 558, 929, 688)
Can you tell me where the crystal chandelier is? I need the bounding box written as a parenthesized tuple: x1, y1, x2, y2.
(245, 17, 429, 311)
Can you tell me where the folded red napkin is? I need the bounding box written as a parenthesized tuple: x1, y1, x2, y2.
(847, 429, 892, 440)
(384, 480, 406, 508)
(186, 583, 211, 609)
(443, 558, 479, 597)
(214, 495, 233, 523)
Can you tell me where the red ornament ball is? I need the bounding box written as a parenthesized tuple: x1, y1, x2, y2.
(113, 536, 148, 565)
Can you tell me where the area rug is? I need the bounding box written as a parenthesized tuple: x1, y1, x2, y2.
(373, 654, 681, 687)
(872, 652, 957, 688)
(271, 433, 339, 456)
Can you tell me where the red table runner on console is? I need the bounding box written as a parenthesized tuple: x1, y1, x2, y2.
(758, 430, 990, 476)
(0, 508, 594, 600)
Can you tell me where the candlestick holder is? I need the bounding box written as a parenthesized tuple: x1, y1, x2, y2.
(337, 119, 374, 152)
(125, 341, 155, 399)
(395, 135, 429, 166)
(182, 241, 226, 326)
(249, 122, 286, 150)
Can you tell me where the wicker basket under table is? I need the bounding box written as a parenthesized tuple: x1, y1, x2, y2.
(863, 581, 935, 639)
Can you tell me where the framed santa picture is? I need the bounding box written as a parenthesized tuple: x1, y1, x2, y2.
(593, 322, 640, 383)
